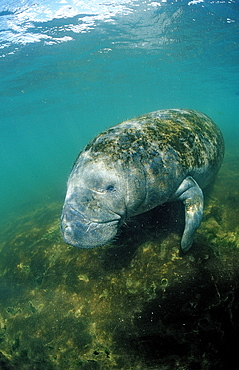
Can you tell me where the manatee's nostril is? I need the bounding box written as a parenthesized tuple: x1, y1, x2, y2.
(81, 196, 91, 203)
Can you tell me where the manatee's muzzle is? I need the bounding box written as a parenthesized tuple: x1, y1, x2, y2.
(61, 204, 120, 248)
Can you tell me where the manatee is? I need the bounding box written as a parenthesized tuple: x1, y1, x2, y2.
(61, 109, 224, 252)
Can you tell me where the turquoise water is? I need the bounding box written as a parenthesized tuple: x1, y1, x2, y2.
(1, 2, 239, 369)
(1, 0, 238, 221)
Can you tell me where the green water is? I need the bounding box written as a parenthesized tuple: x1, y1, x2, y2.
(0, 1, 239, 369)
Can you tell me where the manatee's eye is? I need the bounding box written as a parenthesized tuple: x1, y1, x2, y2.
(105, 184, 115, 192)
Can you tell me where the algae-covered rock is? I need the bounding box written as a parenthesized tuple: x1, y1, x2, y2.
(0, 153, 239, 369)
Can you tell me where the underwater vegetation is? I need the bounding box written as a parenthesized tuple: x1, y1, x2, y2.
(0, 151, 239, 369)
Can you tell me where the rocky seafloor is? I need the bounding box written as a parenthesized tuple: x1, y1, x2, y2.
(0, 152, 239, 370)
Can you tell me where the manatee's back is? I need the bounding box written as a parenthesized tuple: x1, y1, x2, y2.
(139, 109, 225, 188)
(80, 109, 224, 189)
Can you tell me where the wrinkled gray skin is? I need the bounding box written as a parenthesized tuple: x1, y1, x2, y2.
(61, 109, 224, 252)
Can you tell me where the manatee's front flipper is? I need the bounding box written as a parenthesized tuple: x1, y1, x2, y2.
(174, 176, 204, 253)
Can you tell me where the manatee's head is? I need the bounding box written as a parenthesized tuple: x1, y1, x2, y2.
(61, 155, 129, 248)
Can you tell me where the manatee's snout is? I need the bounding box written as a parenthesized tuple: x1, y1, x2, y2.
(61, 204, 120, 248)
(61, 205, 91, 248)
